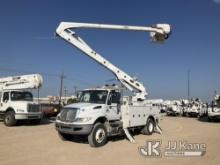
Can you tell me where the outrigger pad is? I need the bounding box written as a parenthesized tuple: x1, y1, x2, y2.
(123, 128, 136, 143)
(155, 124, 162, 134)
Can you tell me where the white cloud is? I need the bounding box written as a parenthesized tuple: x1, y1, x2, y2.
(213, 0, 220, 4)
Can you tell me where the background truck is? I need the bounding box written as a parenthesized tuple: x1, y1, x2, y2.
(207, 95, 220, 121)
(166, 100, 183, 116)
(55, 22, 171, 147)
(0, 74, 43, 126)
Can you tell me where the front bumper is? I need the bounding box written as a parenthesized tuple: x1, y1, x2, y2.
(208, 112, 220, 118)
(55, 121, 93, 135)
(15, 113, 42, 120)
(166, 110, 179, 115)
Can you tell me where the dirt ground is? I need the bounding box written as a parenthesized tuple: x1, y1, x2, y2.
(0, 116, 219, 165)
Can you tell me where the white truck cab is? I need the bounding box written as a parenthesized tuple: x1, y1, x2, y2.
(0, 74, 43, 126)
(207, 95, 220, 121)
(0, 90, 42, 126)
(55, 85, 161, 147)
(56, 86, 121, 133)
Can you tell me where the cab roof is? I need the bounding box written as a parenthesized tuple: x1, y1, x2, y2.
(83, 85, 120, 91)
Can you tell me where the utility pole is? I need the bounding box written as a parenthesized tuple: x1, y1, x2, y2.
(74, 86, 77, 96)
(64, 86, 68, 105)
(214, 90, 217, 99)
(59, 72, 65, 106)
(187, 69, 190, 100)
(37, 87, 40, 104)
(64, 86, 68, 97)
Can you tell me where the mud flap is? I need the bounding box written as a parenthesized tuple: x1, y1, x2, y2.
(123, 128, 136, 143)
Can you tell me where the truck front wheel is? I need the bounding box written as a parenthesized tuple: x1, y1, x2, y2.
(141, 118, 155, 135)
(4, 111, 17, 126)
(88, 123, 107, 147)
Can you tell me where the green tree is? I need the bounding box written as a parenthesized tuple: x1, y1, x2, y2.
(67, 98, 79, 105)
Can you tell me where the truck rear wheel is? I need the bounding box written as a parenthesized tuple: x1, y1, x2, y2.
(88, 123, 107, 147)
(141, 118, 155, 135)
(4, 111, 17, 126)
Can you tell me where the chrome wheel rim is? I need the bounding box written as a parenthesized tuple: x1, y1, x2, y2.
(5, 116, 10, 124)
(149, 122, 154, 132)
(95, 128, 105, 143)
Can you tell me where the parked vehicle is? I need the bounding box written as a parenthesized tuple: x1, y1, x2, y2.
(55, 21, 171, 147)
(184, 99, 203, 117)
(207, 95, 220, 121)
(41, 104, 61, 117)
(166, 100, 183, 116)
(0, 74, 43, 126)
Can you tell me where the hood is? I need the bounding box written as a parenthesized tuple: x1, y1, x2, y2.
(64, 102, 103, 109)
(9, 101, 38, 112)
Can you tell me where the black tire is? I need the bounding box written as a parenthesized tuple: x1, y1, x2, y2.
(182, 112, 186, 117)
(88, 123, 107, 147)
(4, 110, 17, 126)
(58, 131, 73, 141)
(141, 118, 155, 135)
(185, 112, 189, 117)
(29, 119, 41, 125)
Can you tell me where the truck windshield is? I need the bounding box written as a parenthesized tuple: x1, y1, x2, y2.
(11, 91, 33, 101)
(79, 90, 108, 104)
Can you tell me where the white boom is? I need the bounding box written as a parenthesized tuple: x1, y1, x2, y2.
(0, 74, 43, 90)
(56, 22, 171, 101)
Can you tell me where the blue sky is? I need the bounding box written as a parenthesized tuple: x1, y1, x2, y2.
(0, 0, 220, 101)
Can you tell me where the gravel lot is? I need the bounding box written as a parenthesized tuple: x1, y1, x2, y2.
(0, 116, 219, 165)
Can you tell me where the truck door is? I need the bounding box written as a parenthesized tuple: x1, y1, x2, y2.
(1, 92, 10, 112)
(106, 91, 121, 121)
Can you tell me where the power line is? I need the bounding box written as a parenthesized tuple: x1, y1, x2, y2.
(74, 86, 77, 96)
(0, 67, 97, 86)
(0, 67, 105, 90)
(59, 72, 66, 105)
(65, 77, 96, 87)
(34, 36, 59, 40)
(0, 67, 60, 77)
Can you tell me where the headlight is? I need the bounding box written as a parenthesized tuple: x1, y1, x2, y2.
(17, 109, 25, 112)
(56, 114, 61, 120)
(213, 108, 220, 113)
(74, 117, 92, 123)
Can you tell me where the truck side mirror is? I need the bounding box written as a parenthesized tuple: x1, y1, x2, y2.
(2, 98, 8, 103)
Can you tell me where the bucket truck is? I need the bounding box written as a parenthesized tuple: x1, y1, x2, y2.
(207, 95, 220, 121)
(55, 22, 171, 147)
(0, 74, 43, 126)
(166, 100, 184, 116)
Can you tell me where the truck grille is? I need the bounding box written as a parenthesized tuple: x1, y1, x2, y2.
(28, 104, 40, 112)
(60, 108, 77, 122)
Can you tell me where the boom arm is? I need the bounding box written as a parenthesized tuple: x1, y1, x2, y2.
(0, 74, 43, 90)
(56, 22, 171, 101)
